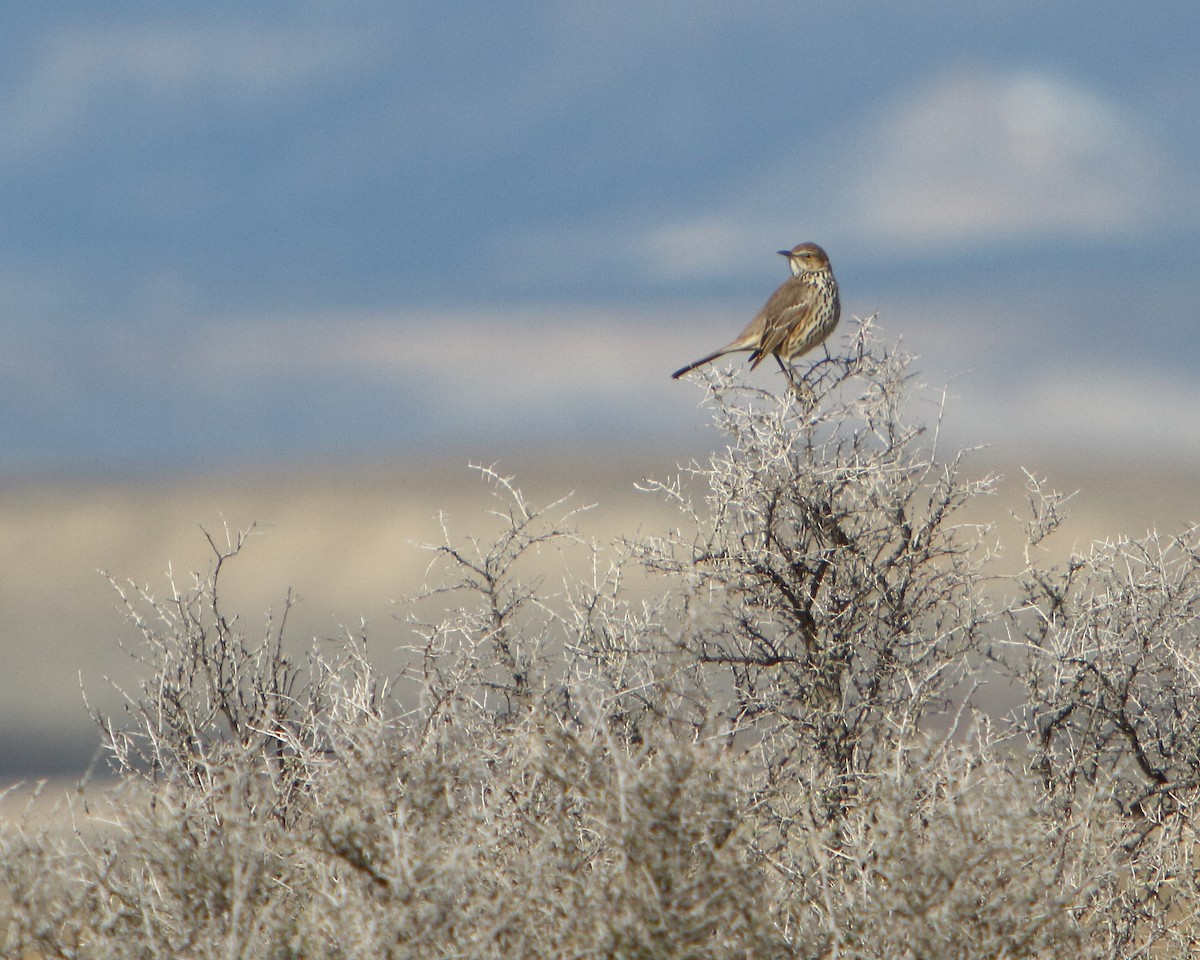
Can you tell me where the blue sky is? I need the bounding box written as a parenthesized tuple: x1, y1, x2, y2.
(3, 2, 1199, 471)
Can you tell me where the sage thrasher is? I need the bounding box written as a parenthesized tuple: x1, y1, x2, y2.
(671, 242, 840, 380)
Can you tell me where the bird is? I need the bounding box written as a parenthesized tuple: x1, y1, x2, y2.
(670, 242, 840, 380)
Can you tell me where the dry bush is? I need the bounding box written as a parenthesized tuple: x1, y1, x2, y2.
(3, 321, 1199, 958)
(635, 329, 997, 820)
(1000, 515, 1200, 957)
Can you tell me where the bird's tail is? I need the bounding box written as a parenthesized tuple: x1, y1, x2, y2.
(670, 343, 752, 379)
(671, 350, 728, 379)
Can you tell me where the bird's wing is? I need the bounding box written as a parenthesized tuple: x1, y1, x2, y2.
(748, 279, 814, 368)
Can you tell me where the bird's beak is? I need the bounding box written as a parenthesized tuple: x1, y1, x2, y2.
(777, 249, 792, 258)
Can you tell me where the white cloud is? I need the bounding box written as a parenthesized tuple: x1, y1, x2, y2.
(948, 363, 1200, 460)
(847, 67, 1184, 244)
(11, 291, 1198, 465)
(620, 66, 1194, 281)
(191, 304, 744, 417)
(180, 303, 1200, 461)
(0, 22, 372, 164)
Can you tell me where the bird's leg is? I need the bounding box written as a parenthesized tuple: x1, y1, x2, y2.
(775, 354, 801, 393)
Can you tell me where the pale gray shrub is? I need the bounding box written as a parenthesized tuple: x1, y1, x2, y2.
(97, 523, 330, 830)
(774, 730, 1099, 959)
(1000, 514, 1200, 958)
(635, 325, 998, 817)
(3, 322, 1199, 958)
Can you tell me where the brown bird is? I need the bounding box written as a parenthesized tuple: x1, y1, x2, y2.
(671, 242, 840, 380)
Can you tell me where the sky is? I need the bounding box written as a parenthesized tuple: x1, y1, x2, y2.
(2, 2, 1199, 473)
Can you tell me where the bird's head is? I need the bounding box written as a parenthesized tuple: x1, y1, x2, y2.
(778, 242, 831, 277)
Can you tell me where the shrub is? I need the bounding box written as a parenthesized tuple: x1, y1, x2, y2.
(3, 321, 1198, 958)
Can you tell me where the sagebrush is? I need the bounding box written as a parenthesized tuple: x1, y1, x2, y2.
(3, 320, 1199, 959)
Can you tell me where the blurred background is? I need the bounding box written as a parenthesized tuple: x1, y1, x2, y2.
(2, 2, 1198, 781)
